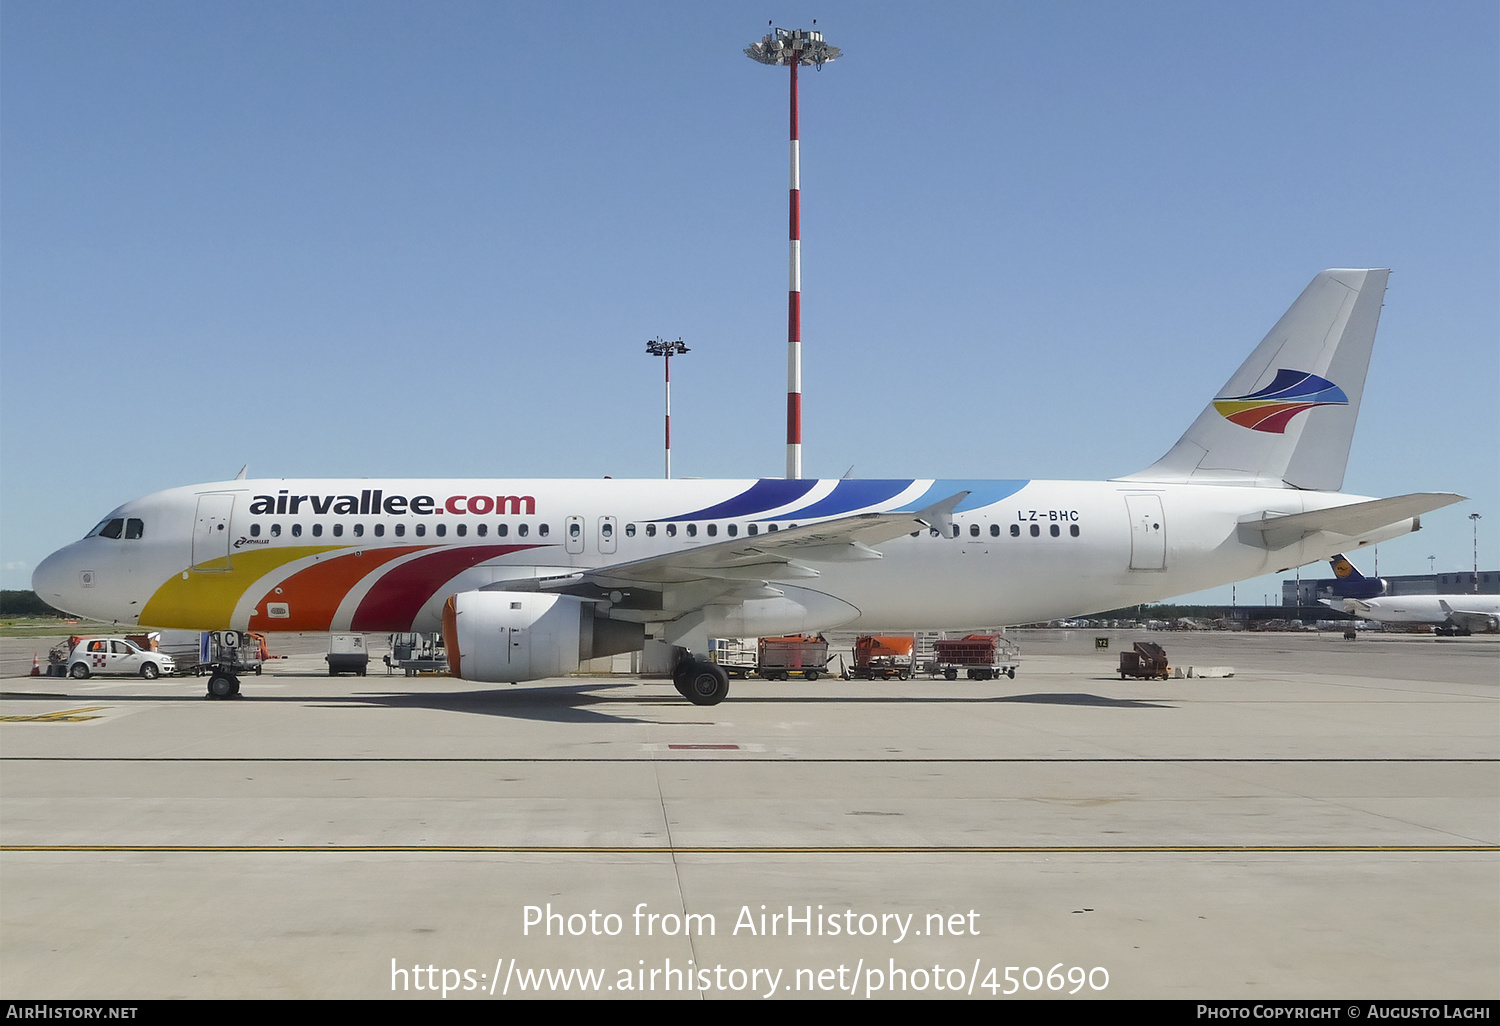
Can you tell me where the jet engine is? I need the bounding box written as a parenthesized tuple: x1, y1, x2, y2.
(442, 591, 644, 683)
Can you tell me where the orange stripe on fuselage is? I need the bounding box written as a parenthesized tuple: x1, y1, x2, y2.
(141, 546, 343, 629)
(248, 546, 428, 631)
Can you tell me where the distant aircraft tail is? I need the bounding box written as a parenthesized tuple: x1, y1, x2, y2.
(1327, 553, 1386, 599)
(1123, 268, 1389, 490)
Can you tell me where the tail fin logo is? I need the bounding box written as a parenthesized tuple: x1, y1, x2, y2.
(1212, 369, 1348, 434)
(1332, 555, 1356, 579)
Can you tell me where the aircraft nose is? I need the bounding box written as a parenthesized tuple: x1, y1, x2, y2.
(32, 544, 83, 615)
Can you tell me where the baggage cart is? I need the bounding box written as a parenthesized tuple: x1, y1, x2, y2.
(756, 634, 829, 681)
(933, 633, 1020, 680)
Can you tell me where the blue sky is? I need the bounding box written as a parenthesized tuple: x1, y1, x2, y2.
(2, 1, 1496, 604)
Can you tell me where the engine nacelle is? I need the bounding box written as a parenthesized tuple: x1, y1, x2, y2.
(442, 591, 643, 683)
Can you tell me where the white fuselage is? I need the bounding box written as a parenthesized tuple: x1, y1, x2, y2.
(32, 476, 1416, 638)
(1351, 594, 1500, 626)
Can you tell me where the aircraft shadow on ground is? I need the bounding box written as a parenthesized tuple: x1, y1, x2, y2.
(1, 680, 1175, 720)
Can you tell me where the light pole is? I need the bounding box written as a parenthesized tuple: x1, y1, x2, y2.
(746, 24, 840, 479)
(1470, 512, 1482, 592)
(646, 338, 689, 479)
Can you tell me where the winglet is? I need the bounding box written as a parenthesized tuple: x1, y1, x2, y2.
(913, 491, 969, 537)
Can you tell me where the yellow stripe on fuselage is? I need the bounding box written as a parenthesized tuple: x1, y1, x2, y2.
(140, 546, 346, 628)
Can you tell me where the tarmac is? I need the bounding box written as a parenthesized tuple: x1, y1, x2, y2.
(1, 628, 1495, 1000)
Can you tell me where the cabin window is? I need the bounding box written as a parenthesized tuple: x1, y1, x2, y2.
(666, 524, 677, 537)
(767, 524, 778, 533)
(625, 523, 636, 537)
(374, 524, 385, 537)
(1050, 524, 1060, 537)
(686, 524, 698, 537)
(951, 525, 960, 538)
(1070, 525, 1079, 537)
(569, 522, 581, 538)
(646, 524, 657, 537)
(456, 524, 467, 537)
(414, 524, 424, 537)
(748, 524, 758, 536)
(1010, 524, 1020, 537)
(970, 524, 980, 537)
(333, 524, 344, 537)
(518, 523, 529, 537)
(930, 529, 940, 537)
(497, 523, 508, 537)
(250, 524, 261, 537)
(539, 524, 549, 537)
(312, 524, 323, 537)
(602, 522, 614, 539)
(395, 524, 405, 537)
(727, 524, 737, 537)
(292, 523, 302, 537)
(1030, 524, 1040, 537)
(270, 523, 281, 538)
(353, 524, 364, 537)
(990, 524, 999, 537)
(707, 524, 717, 537)
(476, 524, 487, 537)
(435, 524, 446, 537)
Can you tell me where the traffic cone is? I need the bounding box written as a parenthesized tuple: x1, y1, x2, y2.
(30, 653, 41, 676)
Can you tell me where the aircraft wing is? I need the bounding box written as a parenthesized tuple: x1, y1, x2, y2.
(481, 492, 967, 597)
(1438, 602, 1500, 634)
(1237, 492, 1465, 550)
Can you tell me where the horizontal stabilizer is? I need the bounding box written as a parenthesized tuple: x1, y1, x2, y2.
(1237, 492, 1465, 550)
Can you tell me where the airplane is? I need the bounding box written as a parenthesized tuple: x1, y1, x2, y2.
(1327, 553, 1387, 598)
(1323, 553, 1499, 634)
(32, 268, 1465, 703)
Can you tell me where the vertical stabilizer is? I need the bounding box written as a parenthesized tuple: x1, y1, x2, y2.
(1123, 268, 1388, 490)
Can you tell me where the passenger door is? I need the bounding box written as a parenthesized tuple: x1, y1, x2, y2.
(1126, 494, 1166, 571)
(192, 494, 236, 570)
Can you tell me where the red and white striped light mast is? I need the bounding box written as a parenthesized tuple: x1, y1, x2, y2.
(646, 337, 690, 478)
(746, 25, 840, 479)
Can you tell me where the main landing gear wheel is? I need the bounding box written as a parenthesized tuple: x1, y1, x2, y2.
(674, 660, 729, 706)
(206, 673, 241, 699)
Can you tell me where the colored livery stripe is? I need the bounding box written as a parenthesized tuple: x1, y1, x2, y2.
(141, 546, 344, 629)
(350, 544, 547, 631)
(1213, 369, 1347, 434)
(248, 546, 428, 631)
(664, 479, 820, 522)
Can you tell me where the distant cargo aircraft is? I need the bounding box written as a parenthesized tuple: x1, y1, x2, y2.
(1327, 553, 1387, 598)
(1321, 552, 1497, 634)
(33, 269, 1463, 702)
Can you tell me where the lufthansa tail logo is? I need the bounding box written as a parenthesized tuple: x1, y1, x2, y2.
(1212, 370, 1348, 434)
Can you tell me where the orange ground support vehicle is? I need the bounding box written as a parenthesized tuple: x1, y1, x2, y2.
(851, 635, 914, 680)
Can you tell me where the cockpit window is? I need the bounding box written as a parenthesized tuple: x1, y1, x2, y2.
(88, 518, 125, 539)
(124, 519, 144, 539)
